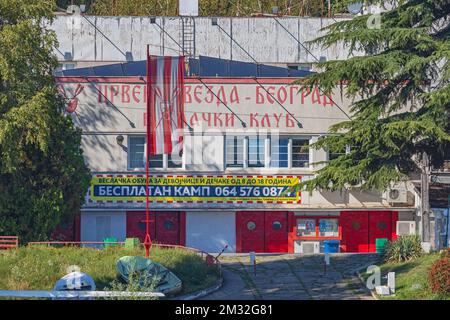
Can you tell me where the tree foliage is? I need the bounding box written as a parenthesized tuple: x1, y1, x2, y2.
(0, 0, 91, 242)
(298, 0, 450, 192)
(65, 0, 329, 17)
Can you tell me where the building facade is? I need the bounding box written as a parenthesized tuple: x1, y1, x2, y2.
(55, 75, 417, 253)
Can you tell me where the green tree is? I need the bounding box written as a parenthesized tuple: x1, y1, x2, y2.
(298, 0, 450, 192)
(0, 0, 91, 242)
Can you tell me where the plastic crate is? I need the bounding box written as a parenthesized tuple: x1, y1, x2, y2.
(375, 238, 389, 253)
(124, 237, 141, 248)
(103, 237, 118, 248)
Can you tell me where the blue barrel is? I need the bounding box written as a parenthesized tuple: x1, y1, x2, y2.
(323, 240, 340, 253)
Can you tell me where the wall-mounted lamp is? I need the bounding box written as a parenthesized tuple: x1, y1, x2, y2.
(116, 135, 125, 146)
(211, 17, 218, 26)
(272, 6, 279, 14)
(150, 16, 156, 24)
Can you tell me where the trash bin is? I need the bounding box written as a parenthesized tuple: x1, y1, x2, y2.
(323, 240, 340, 253)
(375, 238, 388, 253)
(103, 237, 118, 248)
(124, 237, 140, 249)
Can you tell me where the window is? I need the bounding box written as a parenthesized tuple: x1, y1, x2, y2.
(225, 136, 312, 169)
(128, 136, 182, 169)
(270, 138, 289, 168)
(168, 149, 183, 168)
(129, 136, 145, 169)
(149, 154, 163, 168)
(287, 63, 312, 71)
(328, 145, 348, 161)
(248, 137, 265, 167)
(319, 219, 339, 237)
(226, 136, 244, 167)
(292, 139, 309, 168)
(296, 219, 316, 237)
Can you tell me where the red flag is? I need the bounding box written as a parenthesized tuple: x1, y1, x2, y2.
(147, 55, 185, 155)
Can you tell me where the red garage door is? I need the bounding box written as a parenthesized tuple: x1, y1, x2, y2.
(126, 211, 155, 242)
(155, 212, 180, 245)
(369, 211, 393, 252)
(236, 211, 289, 253)
(265, 212, 288, 253)
(236, 211, 265, 253)
(126, 211, 182, 245)
(341, 211, 369, 253)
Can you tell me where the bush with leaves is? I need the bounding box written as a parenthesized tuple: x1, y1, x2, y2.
(0, 0, 91, 242)
(384, 235, 423, 263)
(104, 272, 159, 300)
(428, 257, 450, 296)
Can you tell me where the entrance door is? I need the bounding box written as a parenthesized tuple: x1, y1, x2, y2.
(154, 212, 180, 245)
(236, 211, 265, 253)
(341, 211, 369, 253)
(126, 211, 155, 243)
(368, 211, 392, 252)
(264, 212, 288, 253)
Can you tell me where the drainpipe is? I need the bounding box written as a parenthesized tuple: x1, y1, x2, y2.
(421, 151, 431, 243)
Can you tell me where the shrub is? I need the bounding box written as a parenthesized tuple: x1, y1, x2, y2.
(439, 248, 450, 259)
(428, 258, 450, 295)
(384, 235, 423, 263)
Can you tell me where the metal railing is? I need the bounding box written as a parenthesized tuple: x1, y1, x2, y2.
(26, 241, 222, 277)
(0, 236, 19, 249)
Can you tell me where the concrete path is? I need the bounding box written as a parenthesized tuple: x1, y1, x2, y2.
(201, 254, 380, 300)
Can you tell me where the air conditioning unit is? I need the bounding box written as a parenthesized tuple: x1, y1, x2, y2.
(396, 221, 416, 236)
(387, 187, 408, 203)
(294, 241, 320, 254)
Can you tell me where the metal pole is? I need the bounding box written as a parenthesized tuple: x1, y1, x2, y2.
(421, 151, 430, 242)
(144, 45, 152, 257)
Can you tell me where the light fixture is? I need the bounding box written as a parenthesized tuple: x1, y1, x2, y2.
(150, 16, 156, 24)
(211, 17, 218, 26)
(272, 6, 279, 15)
(116, 135, 124, 146)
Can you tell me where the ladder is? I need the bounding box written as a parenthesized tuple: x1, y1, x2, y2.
(179, 16, 195, 58)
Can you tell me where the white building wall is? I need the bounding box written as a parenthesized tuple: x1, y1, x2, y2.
(51, 16, 354, 65)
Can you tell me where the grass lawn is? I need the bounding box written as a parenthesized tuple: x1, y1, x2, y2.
(0, 245, 220, 298)
(361, 253, 449, 300)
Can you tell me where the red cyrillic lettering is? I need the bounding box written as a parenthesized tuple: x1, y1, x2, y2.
(230, 86, 240, 104)
(122, 85, 130, 103)
(250, 113, 259, 127)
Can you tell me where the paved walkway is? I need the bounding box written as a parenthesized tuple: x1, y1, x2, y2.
(201, 254, 380, 300)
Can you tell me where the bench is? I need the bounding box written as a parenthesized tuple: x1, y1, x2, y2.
(0, 236, 19, 249)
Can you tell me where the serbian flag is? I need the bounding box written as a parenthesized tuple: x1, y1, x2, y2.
(146, 55, 185, 155)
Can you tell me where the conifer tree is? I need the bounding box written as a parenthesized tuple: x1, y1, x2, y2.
(299, 0, 450, 192)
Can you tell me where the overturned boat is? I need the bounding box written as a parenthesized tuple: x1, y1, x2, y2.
(116, 256, 182, 295)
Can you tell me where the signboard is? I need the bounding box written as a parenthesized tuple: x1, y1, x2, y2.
(90, 175, 301, 203)
(56, 78, 352, 133)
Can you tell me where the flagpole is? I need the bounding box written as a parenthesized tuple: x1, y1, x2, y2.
(144, 44, 151, 258)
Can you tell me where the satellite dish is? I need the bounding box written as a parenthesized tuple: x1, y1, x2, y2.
(347, 2, 363, 14)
